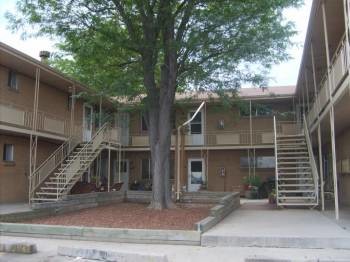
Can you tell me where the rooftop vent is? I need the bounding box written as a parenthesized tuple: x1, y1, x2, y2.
(39, 50, 50, 64)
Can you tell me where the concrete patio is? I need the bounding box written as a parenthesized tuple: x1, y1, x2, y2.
(0, 203, 31, 215)
(202, 199, 350, 249)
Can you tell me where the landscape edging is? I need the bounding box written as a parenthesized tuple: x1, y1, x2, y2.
(195, 192, 240, 233)
(0, 223, 201, 246)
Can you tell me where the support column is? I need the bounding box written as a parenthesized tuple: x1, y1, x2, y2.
(108, 146, 111, 192)
(311, 42, 325, 210)
(322, 2, 339, 219)
(343, 0, 350, 67)
(29, 67, 40, 203)
(69, 85, 76, 140)
(304, 71, 310, 113)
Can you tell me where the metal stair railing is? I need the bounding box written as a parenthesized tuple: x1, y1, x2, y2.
(303, 115, 319, 205)
(29, 135, 80, 203)
(55, 122, 112, 200)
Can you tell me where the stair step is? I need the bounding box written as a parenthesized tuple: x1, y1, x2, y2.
(30, 198, 59, 202)
(36, 192, 64, 196)
(277, 161, 310, 165)
(278, 184, 314, 187)
(278, 202, 317, 206)
(278, 157, 309, 160)
(278, 167, 311, 170)
(278, 152, 309, 155)
(278, 178, 313, 181)
(278, 143, 306, 146)
(279, 190, 315, 193)
(39, 187, 62, 190)
(278, 196, 315, 200)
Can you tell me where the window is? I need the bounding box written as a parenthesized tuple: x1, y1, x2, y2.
(141, 113, 148, 132)
(7, 70, 18, 91)
(189, 111, 202, 134)
(3, 144, 14, 162)
(170, 158, 175, 179)
(141, 158, 151, 180)
(240, 156, 275, 169)
(240, 103, 273, 117)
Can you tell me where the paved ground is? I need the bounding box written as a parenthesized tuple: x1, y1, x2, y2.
(1, 235, 350, 262)
(23, 202, 211, 230)
(203, 203, 350, 239)
(0, 203, 31, 215)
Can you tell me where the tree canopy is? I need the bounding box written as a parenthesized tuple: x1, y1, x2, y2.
(7, 0, 301, 96)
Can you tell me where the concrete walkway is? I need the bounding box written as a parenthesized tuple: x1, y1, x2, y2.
(0, 203, 31, 215)
(202, 199, 350, 248)
(1, 235, 350, 262)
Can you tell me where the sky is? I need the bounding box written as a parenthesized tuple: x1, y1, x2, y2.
(0, 0, 312, 87)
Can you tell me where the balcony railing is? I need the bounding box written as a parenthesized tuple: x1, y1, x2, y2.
(0, 98, 81, 138)
(129, 130, 274, 147)
(306, 34, 349, 127)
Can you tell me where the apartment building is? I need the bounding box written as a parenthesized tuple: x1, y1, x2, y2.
(120, 88, 295, 195)
(0, 42, 121, 204)
(296, 0, 350, 219)
(3, 0, 349, 219)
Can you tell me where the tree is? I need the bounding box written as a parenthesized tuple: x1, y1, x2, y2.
(7, 0, 302, 209)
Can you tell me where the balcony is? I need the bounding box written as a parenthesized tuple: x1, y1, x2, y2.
(128, 130, 274, 148)
(0, 98, 81, 139)
(306, 35, 349, 128)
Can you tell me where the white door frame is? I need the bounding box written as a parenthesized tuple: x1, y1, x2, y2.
(188, 158, 205, 192)
(188, 110, 204, 145)
(83, 103, 93, 142)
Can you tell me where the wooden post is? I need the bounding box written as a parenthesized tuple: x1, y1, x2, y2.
(311, 42, 325, 211)
(322, 2, 339, 219)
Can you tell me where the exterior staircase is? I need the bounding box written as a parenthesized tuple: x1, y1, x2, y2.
(29, 122, 120, 203)
(274, 117, 319, 207)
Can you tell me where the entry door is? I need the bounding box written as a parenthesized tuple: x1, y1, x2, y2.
(116, 112, 130, 146)
(188, 159, 205, 192)
(114, 159, 129, 191)
(83, 104, 93, 142)
(188, 111, 204, 145)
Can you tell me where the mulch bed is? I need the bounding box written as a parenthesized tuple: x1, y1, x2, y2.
(24, 202, 212, 230)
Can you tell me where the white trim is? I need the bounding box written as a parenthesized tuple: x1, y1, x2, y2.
(187, 158, 205, 192)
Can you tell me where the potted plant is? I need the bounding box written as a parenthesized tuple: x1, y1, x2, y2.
(269, 189, 276, 204)
(243, 176, 262, 199)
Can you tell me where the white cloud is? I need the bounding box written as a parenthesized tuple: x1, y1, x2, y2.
(0, 0, 312, 85)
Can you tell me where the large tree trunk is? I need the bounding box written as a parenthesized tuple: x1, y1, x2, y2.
(144, 0, 177, 210)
